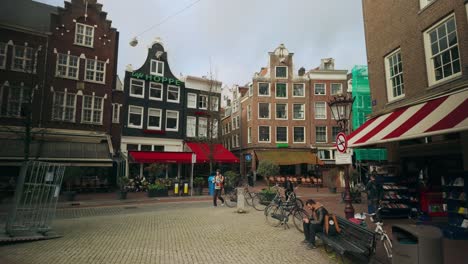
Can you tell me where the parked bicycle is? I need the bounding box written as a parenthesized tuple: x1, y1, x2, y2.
(354, 206, 393, 259)
(253, 184, 303, 211)
(223, 184, 256, 208)
(264, 191, 309, 233)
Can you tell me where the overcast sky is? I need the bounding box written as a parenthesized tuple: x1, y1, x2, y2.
(37, 0, 367, 94)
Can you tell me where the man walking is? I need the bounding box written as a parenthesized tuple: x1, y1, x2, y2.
(212, 169, 225, 207)
(302, 199, 328, 249)
(366, 174, 380, 213)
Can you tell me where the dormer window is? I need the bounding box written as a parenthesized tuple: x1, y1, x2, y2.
(275, 66, 287, 78)
(75, 23, 94, 47)
(151, 59, 164, 76)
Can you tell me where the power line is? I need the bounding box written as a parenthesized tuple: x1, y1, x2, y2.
(136, 0, 202, 37)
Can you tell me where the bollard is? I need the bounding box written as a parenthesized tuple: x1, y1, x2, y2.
(174, 183, 179, 196)
(183, 183, 189, 195)
(236, 187, 246, 213)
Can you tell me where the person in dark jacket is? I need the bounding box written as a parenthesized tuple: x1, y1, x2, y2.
(366, 174, 381, 213)
(284, 176, 294, 200)
(302, 199, 329, 249)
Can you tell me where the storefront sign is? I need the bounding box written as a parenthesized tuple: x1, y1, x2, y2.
(131, 72, 183, 86)
(335, 152, 352, 165)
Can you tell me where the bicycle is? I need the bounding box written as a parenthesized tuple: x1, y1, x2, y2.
(253, 184, 303, 211)
(223, 184, 256, 208)
(354, 207, 393, 259)
(264, 193, 309, 233)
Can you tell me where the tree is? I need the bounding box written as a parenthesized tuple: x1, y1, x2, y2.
(257, 160, 280, 184)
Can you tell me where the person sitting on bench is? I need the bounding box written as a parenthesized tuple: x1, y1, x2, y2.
(302, 199, 329, 249)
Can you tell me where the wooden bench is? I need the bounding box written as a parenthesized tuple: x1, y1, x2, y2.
(316, 215, 376, 262)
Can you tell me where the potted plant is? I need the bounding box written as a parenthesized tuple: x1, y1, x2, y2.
(62, 167, 81, 201)
(117, 176, 130, 200)
(258, 187, 276, 205)
(193, 177, 205, 195)
(256, 160, 280, 186)
(147, 180, 168, 197)
(324, 168, 339, 193)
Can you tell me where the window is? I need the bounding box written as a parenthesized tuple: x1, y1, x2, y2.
(276, 83, 287, 98)
(212, 119, 219, 138)
(187, 93, 196, 108)
(236, 116, 240, 130)
(258, 103, 270, 119)
(248, 127, 252, 143)
(129, 78, 144, 98)
(154, 145, 164, 151)
(149, 82, 163, 100)
(293, 83, 305, 97)
(318, 149, 331, 160)
(85, 59, 105, 83)
(112, 103, 121, 123)
(247, 105, 251, 121)
(275, 66, 287, 78)
(199, 117, 207, 137)
(52, 91, 76, 122)
(127, 144, 138, 151)
(314, 102, 326, 119)
(331, 83, 343, 95)
(316, 126, 327, 143)
(232, 100, 238, 113)
(12, 45, 33, 72)
(167, 85, 180, 103)
(258, 126, 270, 142)
(276, 103, 287, 119)
(165, 110, 179, 131)
(249, 84, 253, 96)
(314, 83, 325, 95)
(419, 0, 435, 9)
(293, 127, 305, 143)
(128, 106, 143, 128)
(0, 42, 6, 69)
(424, 15, 461, 85)
(82, 95, 103, 124)
(150, 60, 164, 76)
(332, 127, 341, 142)
(210, 96, 219, 111)
(148, 108, 162, 129)
(293, 104, 305, 120)
(56, 53, 79, 79)
(258, 83, 270, 96)
(198, 95, 208, 109)
(141, 145, 152, 151)
(7, 86, 30, 117)
(385, 49, 405, 100)
(276, 126, 287, 143)
(75, 23, 94, 47)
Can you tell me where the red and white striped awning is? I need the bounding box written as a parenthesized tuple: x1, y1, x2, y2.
(348, 89, 468, 148)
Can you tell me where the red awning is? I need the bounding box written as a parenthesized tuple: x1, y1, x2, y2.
(128, 151, 193, 163)
(186, 142, 239, 163)
(348, 89, 468, 148)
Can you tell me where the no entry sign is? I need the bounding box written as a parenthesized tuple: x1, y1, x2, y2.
(336, 132, 348, 153)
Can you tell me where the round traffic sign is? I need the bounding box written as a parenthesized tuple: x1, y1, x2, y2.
(336, 132, 348, 153)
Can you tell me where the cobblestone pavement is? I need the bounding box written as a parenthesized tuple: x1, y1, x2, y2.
(0, 201, 338, 264)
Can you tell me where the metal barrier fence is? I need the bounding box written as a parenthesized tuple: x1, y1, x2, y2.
(5, 161, 65, 237)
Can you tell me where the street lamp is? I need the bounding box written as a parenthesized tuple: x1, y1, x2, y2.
(328, 92, 355, 219)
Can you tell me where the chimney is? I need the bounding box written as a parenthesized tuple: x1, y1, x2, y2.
(298, 67, 305, 76)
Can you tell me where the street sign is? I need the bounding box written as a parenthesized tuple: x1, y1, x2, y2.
(191, 153, 196, 164)
(245, 154, 252, 161)
(335, 152, 352, 164)
(336, 132, 348, 153)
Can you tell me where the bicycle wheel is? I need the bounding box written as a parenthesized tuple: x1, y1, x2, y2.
(295, 198, 304, 209)
(382, 235, 393, 259)
(252, 193, 268, 211)
(224, 190, 237, 208)
(292, 208, 309, 233)
(244, 191, 253, 206)
(265, 204, 283, 227)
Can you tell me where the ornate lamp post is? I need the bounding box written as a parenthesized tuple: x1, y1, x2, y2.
(328, 93, 355, 219)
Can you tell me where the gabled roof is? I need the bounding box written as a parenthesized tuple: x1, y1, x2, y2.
(0, 0, 57, 34)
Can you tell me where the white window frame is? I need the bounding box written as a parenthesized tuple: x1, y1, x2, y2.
(147, 108, 162, 130)
(293, 83, 305, 97)
(258, 102, 270, 119)
(52, 91, 76, 122)
(112, 103, 121, 123)
(316, 126, 327, 143)
(258, 82, 270, 96)
(423, 14, 461, 86)
(293, 126, 306, 143)
(85, 59, 106, 84)
(248, 127, 252, 143)
(275, 66, 288, 79)
(56, 53, 79, 80)
(150, 59, 164, 76)
(167, 85, 180, 103)
(12, 45, 33, 72)
(0, 42, 7, 69)
(165, 110, 179, 132)
(332, 126, 341, 142)
(187, 93, 197, 108)
(275, 83, 288, 99)
(275, 103, 288, 120)
(258, 126, 271, 143)
(198, 94, 208, 109)
(384, 49, 405, 101)
(330, 83, 343, 95)
(81, 94, 104, 124)
(129, 78, 144, 98)
(198, 117, 207, 137)
(314, 102, 327, 119)
(74, 23, 94, 47)
(314, 83, 326, 95)
(293, 104, 305, 120)
(276, 126, 288, 143)
(128, 105, 144, 129)
(7, 86, 30, 117)
(149, 82, 163, 101)
(210, 96, 219, 111)
(247, 105, 251, 121)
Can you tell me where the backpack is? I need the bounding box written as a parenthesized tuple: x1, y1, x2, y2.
(324, 214, 341, 236)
